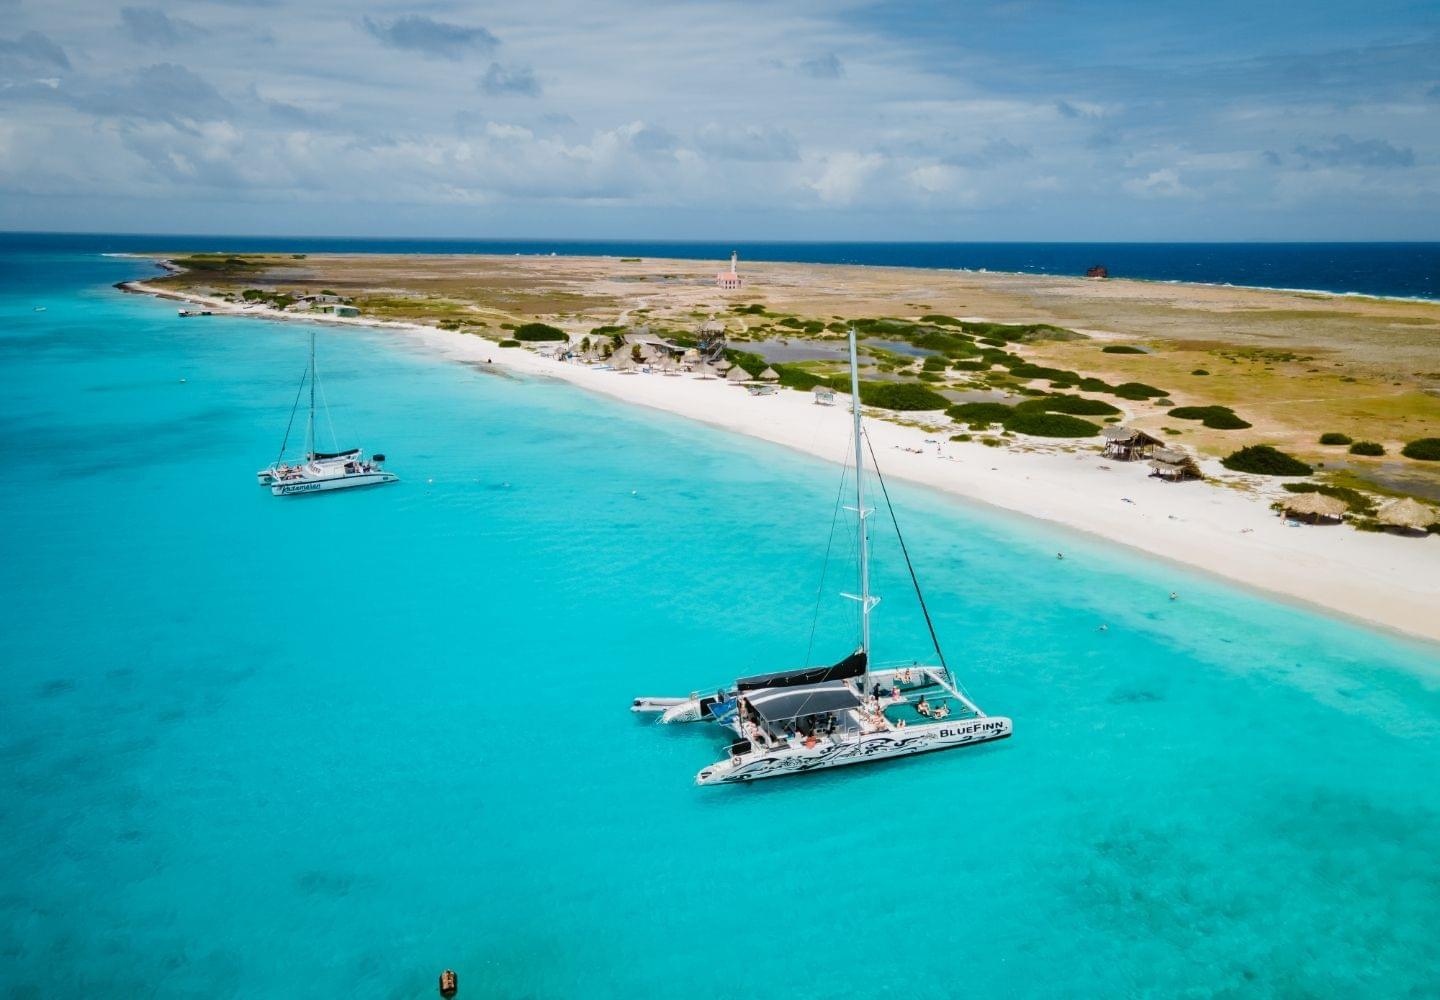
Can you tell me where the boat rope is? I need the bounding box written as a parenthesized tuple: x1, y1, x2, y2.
(275, 366, 309, 465)
(805, 440, 853, 667)
(315, 369, 340, 454)
(864, 433, 961, 691)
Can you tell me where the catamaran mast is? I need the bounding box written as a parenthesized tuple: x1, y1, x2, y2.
(847, 329, 875, 673)
(306, 328, 316, 460)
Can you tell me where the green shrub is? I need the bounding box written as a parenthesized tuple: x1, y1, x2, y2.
(949, 433, 972, 442)
(1168, 405, 1252, 429)
(1077, 377, 1114, 393)
(921, 314, 962, 326)
(1401, 438, 1440, 461)
(918, 371, 944, 383)
(1102, 345, 1146, 354)
(952, 360, 987, 371)
(921, 356, 948, 371)
(1111, 381, 1168, 400)
(1318, 432, 1352, 446)
(947, 402, 1016, 423)
(1221, 445, 1312, 476)
(1348, 441, 1385, 457)
(1005, 361, 1079, 382)
(499, 339, 521, 347)
(1016, 395, 1120, 417)
(1003, 412, 1102, 437)
(980, 436, 1003, 448)
(1191, 369, 1210, 376)
(513, 323, 567, 342)
(857, 381, 949, 411)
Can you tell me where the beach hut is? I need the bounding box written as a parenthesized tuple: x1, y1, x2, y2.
(758, 367, 780, 383)
(1375, 497, 1436, 534)
(1281, 492, 1347, 523)
(813, 386, 836, 406)
(699, 318, 725, 337)
(692, 362, 719, 380)
(610, 353, 636, 371)
(726, 365, 754, 383)
(1103, 426, 1163, 461)
(713, 358, 734, 374)
(1148, 447, 1202, 482)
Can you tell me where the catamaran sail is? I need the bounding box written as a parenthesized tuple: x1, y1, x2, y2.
(256, 329, 398, 495)
(633, 329, 1011, 784)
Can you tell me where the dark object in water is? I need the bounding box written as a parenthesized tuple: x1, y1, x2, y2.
(439, 969, 458, 997)
(1085, 264, 1109, 279)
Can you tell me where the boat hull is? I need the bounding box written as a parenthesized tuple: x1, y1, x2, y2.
(270, 472, 398, 496)
(696, 715, 1012, 785)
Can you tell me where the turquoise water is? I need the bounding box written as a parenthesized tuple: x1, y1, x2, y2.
(3, 250, 1439, 998)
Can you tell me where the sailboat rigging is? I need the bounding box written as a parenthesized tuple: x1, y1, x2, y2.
(632, 328, 1011, 784)
(256, 328, 398, 496)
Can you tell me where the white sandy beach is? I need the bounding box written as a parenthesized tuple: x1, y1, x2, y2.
(128, 280, 1440, 646)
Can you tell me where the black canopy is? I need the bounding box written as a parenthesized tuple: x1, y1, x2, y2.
(311, 448, 360, 460)
(745, 682, 861, 724)
(736, 650, 866, 692)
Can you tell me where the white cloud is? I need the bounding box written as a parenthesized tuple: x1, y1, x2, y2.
(806, 151, 883, 204)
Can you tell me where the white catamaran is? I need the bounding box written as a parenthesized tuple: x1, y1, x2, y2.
(256, 328, 398, 497)
(633, 330, 1011, 785)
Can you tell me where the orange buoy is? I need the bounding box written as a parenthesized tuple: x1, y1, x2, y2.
(439, 969, 458, 997)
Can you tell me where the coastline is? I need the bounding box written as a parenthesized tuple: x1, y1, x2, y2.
(120, 277, 1440, 647)
(101, 248, 1440, 305)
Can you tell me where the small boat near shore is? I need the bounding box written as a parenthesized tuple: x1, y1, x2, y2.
(257, 329, 397, 496)
(177, 308, 213, 317)
(633, 330, 1011, 784)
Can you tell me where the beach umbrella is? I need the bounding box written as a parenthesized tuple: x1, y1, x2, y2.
(1282, 492, 1347, 521)
(726, 366, 753, 383)
(758, 367, 780, 382)
(1376, 497, 1436, 531)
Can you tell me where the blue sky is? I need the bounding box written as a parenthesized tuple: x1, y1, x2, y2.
(0, 0, 1436, 239)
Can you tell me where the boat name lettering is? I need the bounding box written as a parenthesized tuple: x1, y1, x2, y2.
(939, 720, 1006, 738)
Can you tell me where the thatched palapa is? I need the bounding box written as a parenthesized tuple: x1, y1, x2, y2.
(1282, 492, 1347, 522)
(1376, 497, 1436, 532)
(1148, 447, 1201, 482)
(1103, 426, 1163, 461)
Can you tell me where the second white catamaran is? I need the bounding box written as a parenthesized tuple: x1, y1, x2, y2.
(256, 328, 398, 497)
(633, 329, 1012, 784)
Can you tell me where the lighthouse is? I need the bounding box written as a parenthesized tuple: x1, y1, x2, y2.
(715, 251, 742, 290)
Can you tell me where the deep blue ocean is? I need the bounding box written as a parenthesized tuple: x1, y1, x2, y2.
(3, 243, 1440, 997)
(4, 231, 1439, 300)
